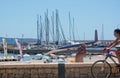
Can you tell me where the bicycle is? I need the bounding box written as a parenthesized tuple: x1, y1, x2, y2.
(91, 51, 120, 78)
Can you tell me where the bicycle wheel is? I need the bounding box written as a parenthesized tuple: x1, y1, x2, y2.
(91, 60, 112, 78)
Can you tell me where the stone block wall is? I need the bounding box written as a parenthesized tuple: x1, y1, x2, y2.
(0, 63, 119, 78)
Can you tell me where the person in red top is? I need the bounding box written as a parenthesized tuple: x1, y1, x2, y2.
(104, 29, 120, 64)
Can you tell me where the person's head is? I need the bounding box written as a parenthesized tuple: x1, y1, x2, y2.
(114, 29, 120, 38)
(81, 44, 86, 48)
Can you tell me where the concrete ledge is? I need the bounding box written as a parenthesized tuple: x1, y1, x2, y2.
(0, 63, 120, 78)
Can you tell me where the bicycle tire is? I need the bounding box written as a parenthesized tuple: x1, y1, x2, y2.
(91, 60, 112, 78)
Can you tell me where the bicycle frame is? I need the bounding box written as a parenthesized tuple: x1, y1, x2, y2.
(104, 52, 118, 65)
(91, 52, 119, 78)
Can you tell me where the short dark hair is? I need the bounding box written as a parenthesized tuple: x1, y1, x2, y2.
(114, 29, 120, 34)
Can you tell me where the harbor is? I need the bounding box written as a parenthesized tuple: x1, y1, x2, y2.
(0, 9, 112, 62)
(0, 0, 120, 78)
(0, 10, 118, 77)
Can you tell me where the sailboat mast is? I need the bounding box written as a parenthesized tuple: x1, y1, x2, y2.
(37, 14, 40, 45)
(84, 32, 86, 41)
(51, 11, 55, 43)
(72, 17, 75, 41)
(101, 24, 104, 46)
(40, 16, 42, 45)
(102, 24, 104, 40)
(45, 10, 49, 45)
(56, 9, 59, 45)
(69, 12, 72, 40)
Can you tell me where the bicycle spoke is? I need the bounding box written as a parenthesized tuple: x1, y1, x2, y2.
(91, 60, 111, 78)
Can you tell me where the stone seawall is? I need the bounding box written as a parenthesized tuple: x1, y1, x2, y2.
(0, 63, 120, 78)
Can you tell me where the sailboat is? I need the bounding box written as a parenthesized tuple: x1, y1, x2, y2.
(45, 29, 99, 55)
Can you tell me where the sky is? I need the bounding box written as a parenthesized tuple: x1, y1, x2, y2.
(0, 0, 120, 40)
